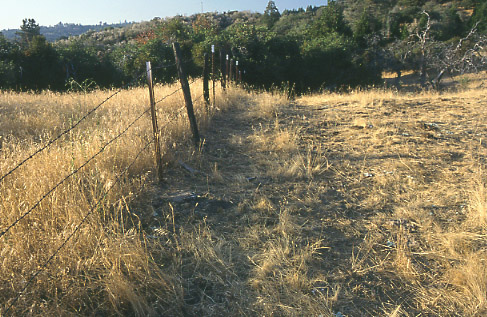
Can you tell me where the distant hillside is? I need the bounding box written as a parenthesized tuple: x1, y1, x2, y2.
(1, 21, 133, 42)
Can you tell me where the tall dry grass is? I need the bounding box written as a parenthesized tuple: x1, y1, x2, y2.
(0, 81, 233, 315)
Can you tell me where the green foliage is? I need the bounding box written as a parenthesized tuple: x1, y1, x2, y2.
(0, 60, 17, 88)
(301, 32, 361, 89)
(158, 18, 191, 43)
(57, 39, 124, 88)
(353, 8, 381, 46)
(308, 1, 351, 38)
(471, 0, 487, 34)
(20, 34, 64, 90)
(273, 10, 314, 37)
(397, 0, 426, 7)
(262, 1, 281, 28)
(435, 5, 464, 40)
(17, 19, 41, 49)
(65, 78, 97, 92)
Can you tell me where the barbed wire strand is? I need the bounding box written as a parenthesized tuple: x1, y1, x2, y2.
(1, 62, 204, 313)
(0, 60, 179, 185)
(193, 93, 205, 103)
(0, 83, 184, 239)
(3, 135, 156, 316)
(153, 78, 198, 105)
(155, 86, 183, 105)
(0, 105, 152, 239)
(22, 83, 184, 307)
(0, 69, 151, 185)
(151, 61, 178, 71)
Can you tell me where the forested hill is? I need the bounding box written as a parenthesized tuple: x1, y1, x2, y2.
(1, 21, 133, 42)
(0, 0, 486, 92)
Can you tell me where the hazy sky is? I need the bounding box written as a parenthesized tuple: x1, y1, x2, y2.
(0, 0, 327, 30)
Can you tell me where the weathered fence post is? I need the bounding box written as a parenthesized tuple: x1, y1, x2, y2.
(172, 42, 200, 148)
(236, 60, 239, 85)
(226, 54, 230, 84)
(203, 53, 210, 108)
(146, 61, 164, 182)
(229, 58, 234, 84)
(211, 45, 216, 105)
(220, 50, 226, 90)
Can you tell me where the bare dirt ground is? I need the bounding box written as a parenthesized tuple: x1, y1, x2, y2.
(131, 79, 487, 316)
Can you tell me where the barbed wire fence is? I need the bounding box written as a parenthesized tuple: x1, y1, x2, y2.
(0, 42, 243, 315)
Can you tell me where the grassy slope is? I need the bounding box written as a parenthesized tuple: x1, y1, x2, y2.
(1, 73, 487, 315)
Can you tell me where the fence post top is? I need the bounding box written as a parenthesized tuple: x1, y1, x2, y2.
(146, 62, 153, 83)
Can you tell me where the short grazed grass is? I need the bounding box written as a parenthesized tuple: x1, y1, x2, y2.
(1, 74, 487, 316)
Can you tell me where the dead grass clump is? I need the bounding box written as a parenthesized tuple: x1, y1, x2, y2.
(248, 118, 299, 154)
(445, 252, 487, 314)
(163, 219, 251, 316)
(247, 90, 288, 119)
(290, 84, 487, 315)
(466, 169, 487, 229)
(247, 208, 333, 316)
(4, 74, 487, 316)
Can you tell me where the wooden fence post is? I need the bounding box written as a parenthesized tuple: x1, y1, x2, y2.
(229, 58, 234, 84)
(220, 50, 226, 90)
(211, 45, 216, 105)
(146, 61, 164, 182)
(203, 53, 210, 108)
(236, 61, 239, 85)
(226, 54, 230, 84)
(172, 42, 200, 148)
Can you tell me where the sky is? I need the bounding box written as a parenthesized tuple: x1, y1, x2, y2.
(0, 0, 327, 30)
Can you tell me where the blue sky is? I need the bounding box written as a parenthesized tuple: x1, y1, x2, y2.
(0, 0, 327, 30)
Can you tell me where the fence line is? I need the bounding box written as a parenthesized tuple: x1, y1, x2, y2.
(0, 71, 146, 185)
(0, 98, 153, 238)
(1, 43, 236, 314)
(0, 73, 200, 240)
(0, 61, 185, 186)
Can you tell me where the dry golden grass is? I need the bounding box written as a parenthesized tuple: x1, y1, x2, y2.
(294, 84, 487, 316)
(0, 81, 223, 316)
(2, 76, 487, 316)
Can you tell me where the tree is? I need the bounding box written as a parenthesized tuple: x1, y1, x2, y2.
(262, 1, 281, 28)
(21, 34, 64, 90)
(17, 19, 41, 49)
(308, 1, 351, 37)
(398, 11, 487, 90)
(0, 33, 18, 88)
(435, 5, 463, 41)
(415, 11, 431, 87)
(427, 24, 487, 90)
(353, 8, 380, 46)
(471, 0, 487, 34)
(158, 18, 191, 43)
